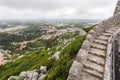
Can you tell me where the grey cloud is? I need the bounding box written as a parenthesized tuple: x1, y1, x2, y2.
(0, 0, 69, 10)
(0, 0, 118, 19)
(0, 0, 116, 10)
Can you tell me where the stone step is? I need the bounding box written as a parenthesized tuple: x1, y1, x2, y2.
(91, 43, 107, 50)
(83, 68, 103, 79)
(84, 61, 104, 73)
(102, 32, 111, 37)
(97, 36, 109, 41)
(89, 48, 106, 57)
(88, 54, 105, 66)
(94, 39, 108, 46)
(110, 27, 118, 30)
(105, 30, 114, 34)
(110, 28, 117, 31)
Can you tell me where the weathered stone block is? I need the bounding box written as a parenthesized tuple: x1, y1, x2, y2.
(81, 40, 90, 51)
(89, 30, 97, 38)
(86, 35, 93, 43)
(40, 66, 47, 74)
(67, 61, 82, 80)
(19, 70, 39, 80)
(76, 49, 88, 63)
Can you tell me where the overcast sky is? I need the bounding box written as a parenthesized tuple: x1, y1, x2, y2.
(0, 0, 118, 20)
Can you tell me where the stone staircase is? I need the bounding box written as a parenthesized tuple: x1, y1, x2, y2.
(67, 0, 120, 80)
(80, 27, 118, 80)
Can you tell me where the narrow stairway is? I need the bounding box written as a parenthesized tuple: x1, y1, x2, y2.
(80, 27, 118, 80)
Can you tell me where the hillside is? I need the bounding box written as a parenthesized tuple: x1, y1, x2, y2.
(0, 21, 95, 80)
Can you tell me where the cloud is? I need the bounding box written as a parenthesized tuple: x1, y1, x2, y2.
(0, 0, 118, 19)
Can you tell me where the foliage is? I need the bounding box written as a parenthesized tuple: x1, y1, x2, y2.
(0, 48, 48, 80)
(0, 23, 96, 80)
(83, 24, 96, 32)
(44, 35, 86, 80)
(0, 27, 46, 51)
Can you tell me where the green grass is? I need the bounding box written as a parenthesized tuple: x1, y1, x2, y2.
(0, 48, 49, 80)
(83, 24, 96, 32)
(0, 35, 86, 80)
(0, 25, 94, 80)
(43, 25, 95, 80)
(44, 35, 86, 80)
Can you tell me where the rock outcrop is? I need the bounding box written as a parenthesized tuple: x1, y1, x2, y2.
(8, 66, 47, 80)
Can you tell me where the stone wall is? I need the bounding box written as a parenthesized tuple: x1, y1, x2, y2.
(67, 12, 120, 80)
(114, 0, 120, 15)
(114, 30, 120, 80)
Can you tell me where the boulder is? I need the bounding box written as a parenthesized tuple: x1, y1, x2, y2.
(40, 66, 47, 74)
(19, 70, 39, 80)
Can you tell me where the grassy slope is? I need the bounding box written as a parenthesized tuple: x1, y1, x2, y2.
(0, 26, 94, 80)
(44, 35, 86, 80)
(0, 49, 48, 80)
